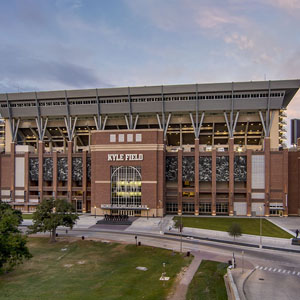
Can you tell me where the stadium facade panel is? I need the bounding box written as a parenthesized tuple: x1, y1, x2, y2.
(0, 79, 300, 216)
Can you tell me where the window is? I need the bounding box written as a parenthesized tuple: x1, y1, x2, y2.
(110, 134, 116, 142)
(199, 203, 211, 214)
(111, 166, 142, 207)
(216, 203, 228, 213)
(127, 134, 133, 142)
(166, 203, 178, 213)
(183, 203, 195, 213)
(118, 134, 124, 142)
(136, 134, 142, 142)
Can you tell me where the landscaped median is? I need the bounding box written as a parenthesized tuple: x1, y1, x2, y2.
(173, 217, 293, 239)
(0, 237, 192, 300)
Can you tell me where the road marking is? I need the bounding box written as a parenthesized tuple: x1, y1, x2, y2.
(259, 266, 263, 270)
(282, 270, 286, 274)
(255, 266, 259, 269)
(264, 267, 268, 270)
(287, 271, 290, 274)
(278, 269, 282, 272)
(273, 268, 277, 272)
(292, 271, 296, 275)
(297, 272, 300, 276)
(268, 267, 272, 271)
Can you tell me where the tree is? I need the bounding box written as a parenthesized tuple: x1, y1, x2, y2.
(228, 223, 242, 241)
(28, 198, 79, 242)
(0, 201, 31, 273)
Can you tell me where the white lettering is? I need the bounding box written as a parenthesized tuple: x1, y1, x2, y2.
(107, 153, 144, 161)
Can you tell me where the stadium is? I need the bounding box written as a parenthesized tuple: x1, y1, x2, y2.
(0, 79, 300, 217)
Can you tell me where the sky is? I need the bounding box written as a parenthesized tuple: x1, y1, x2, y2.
(0, 0, 300, 142)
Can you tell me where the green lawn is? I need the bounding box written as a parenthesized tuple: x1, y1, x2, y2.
(22, 214, 33, 219)
(0, 237, 192, 300)
(186, 260, 228, 300)
(173, 217, 293, 239)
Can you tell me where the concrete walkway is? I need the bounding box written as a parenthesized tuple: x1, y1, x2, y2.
(168, 252, 202, 300)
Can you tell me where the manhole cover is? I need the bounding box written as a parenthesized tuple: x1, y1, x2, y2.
(259, 278, 264, 281)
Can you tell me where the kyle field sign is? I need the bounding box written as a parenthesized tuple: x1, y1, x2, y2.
(107, 153, 144, 161)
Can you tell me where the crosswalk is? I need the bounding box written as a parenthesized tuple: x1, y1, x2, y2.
(255, 265, 300, 277)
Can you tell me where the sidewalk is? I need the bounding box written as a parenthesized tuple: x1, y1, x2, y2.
(22, 215, 300, 252)
(168, 226, 300, 251)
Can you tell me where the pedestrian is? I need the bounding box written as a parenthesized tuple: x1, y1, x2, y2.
(296, 229, 299, 238)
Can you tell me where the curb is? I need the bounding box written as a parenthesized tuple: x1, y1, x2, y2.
(242, 268, 256, 299)
(227, 268, 241, 300)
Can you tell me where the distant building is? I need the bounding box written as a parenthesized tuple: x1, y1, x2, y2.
(291, 119, 300, 145)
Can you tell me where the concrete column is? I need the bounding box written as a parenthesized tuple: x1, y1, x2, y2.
(229, 138, 234, 216)
(178, 148, 183, 215)
(10, 142, 15, 203)
(246, 149, 252, 216)
(67, 141, 73, 203)
(194, 139, 199, 215)
(283, 148, 288, 216)
(212, 149, 216, 215)
(5, 120, 13, 153)
(38, 141, 44, 203)
(53, 151, 58, 200)
(82, 150, 87, 213)
(24, 152, 29, 210)
(264, 137, 270, 216)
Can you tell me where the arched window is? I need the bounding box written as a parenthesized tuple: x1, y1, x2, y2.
(111, 166, 142, 207)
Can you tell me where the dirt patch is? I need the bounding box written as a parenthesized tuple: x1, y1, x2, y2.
(166, 265, 189, 300)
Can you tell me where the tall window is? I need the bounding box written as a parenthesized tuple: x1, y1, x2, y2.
(111, 166, 142, 207)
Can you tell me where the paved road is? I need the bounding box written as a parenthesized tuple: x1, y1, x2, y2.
(244, 269, 300, 300)
(48, 227, 300, 269)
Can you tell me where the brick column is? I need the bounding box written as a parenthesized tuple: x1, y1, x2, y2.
(194, 139, 199, 215)
(283, 148, 288, 216)
(246, 149, 252, 216)
(212, 149, 216, 215)
(10, 142, 15, 203)
(264, 138, 270, 216)
(24, 152, 29, 211)
(178, 148, 183, 215)
(67, 141, 73, 203)
(82, 150, 87, 213)
(38, 141, 44, 203)
(229, 138, 234, 216)
(53, 151, 58, 200)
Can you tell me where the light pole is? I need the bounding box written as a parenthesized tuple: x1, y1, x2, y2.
(242, 250, 244, 273)
(159, 200, 163, 234)
(259, 206, 262, 248)
(94, 206, 97, 218)
(180, 213, 183, 253)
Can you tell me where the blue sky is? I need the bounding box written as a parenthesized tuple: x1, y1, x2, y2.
(0, 0, 300, 138)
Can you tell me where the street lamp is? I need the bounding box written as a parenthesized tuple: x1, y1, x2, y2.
(259, 206, 263, 248)
(94, 206, 97, 218)
(180, 212, 183, 253)
(159, 200, 163, 234)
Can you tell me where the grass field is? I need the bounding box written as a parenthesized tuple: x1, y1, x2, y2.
(0, 237, 192, 300)
(22, 214, 33, 219)
(173, 217, 293, 239)
(186, 260, 228, 300)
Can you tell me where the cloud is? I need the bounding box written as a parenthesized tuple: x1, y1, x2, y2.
(0, 46, 112, 92)
(263, 0, 300, 11)
(224, 33, 254, 50)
